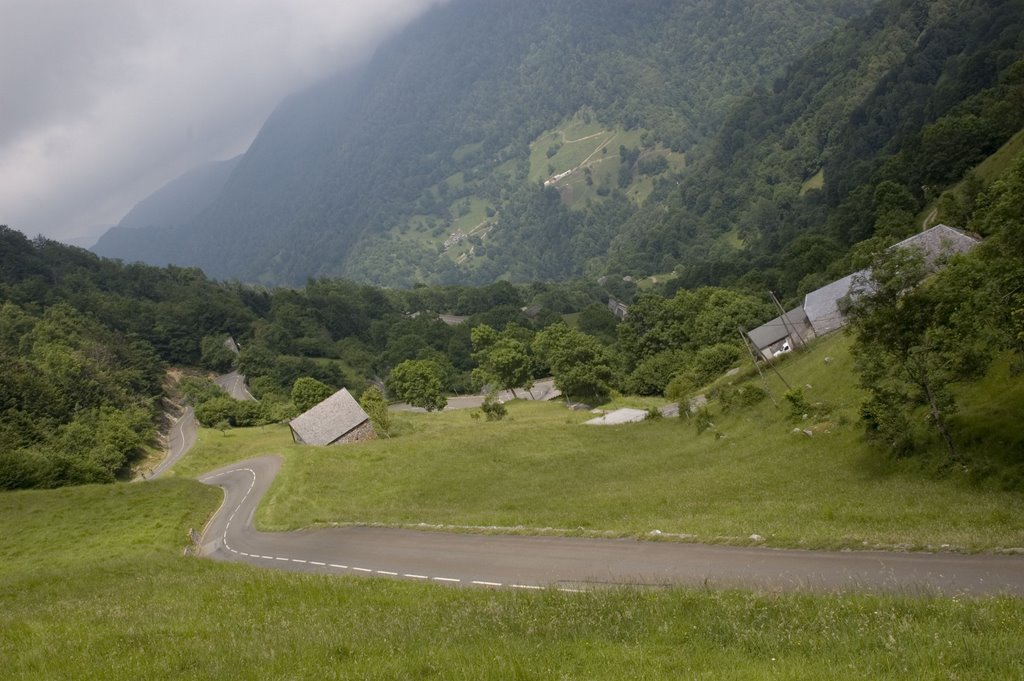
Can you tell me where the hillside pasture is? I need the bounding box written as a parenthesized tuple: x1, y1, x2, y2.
(174, 334, 1024, 553)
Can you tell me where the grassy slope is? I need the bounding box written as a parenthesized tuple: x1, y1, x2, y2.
(919, 126, 1024, 227)
(3, 477, 1024, 679)
(174, 333, 1024, 552)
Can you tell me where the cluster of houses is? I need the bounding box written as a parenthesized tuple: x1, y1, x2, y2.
(745, 224, 980, 360)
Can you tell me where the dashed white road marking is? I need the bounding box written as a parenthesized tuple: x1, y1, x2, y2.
(202, 464, 592, 594)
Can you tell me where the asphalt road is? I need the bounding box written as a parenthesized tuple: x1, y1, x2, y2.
(150, 407, 196, 479)
(215, 370, 255, 401)
(198, 456, 1024, 595)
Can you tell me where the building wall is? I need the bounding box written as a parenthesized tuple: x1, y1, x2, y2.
(332, 419, 377, 445)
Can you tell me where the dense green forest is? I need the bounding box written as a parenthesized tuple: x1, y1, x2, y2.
(608, 0, 1024, 299)
(92, 0, 1024, 294)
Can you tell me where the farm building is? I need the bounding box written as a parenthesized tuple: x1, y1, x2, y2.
(746, 306, 816, 360)
(288, 388, 375, 446)
(801, 224, 979, 338)
(802, 270, 867, 338)
(891, 224, 980, 267)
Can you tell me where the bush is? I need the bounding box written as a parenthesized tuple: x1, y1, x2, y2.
(194, 397, 239, 427)
(0, 448, 56, 490)
(180, 377, 225, 406)
(690, 344, 742, 386)
(718, 384, 768, 412)
(628, 350, 687, 396)
(480, 392, 507, 421)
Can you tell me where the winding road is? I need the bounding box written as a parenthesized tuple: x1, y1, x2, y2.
(214, 370, 255, 401)
(198, 456, 1024, 595)
(149, 406, 197, 479)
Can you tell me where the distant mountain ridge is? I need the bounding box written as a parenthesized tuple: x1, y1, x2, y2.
(93, 156, 240, 257)
(91, 0, 873, 286)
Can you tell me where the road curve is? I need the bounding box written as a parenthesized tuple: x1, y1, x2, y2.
(215, 370, 255, 401)
(150, 407, 196, 479)
(198, 456, 1024, 596)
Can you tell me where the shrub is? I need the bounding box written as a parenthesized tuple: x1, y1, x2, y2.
(480, 392, 507, 422)
(718, 384, 768, 412)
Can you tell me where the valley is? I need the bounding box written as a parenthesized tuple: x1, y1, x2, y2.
(4, 0, 1024, 677)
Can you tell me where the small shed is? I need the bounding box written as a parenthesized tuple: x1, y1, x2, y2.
(746, 306, 816, 360)
(288, 388, 376, 446)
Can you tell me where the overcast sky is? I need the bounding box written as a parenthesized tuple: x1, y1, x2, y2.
(0, 0, 445, 245)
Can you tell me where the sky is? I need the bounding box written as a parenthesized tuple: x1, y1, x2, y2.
(0, 0, 445, 246)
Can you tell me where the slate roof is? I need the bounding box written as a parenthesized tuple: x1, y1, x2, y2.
(891, 224, 980, 266)
(289, 388, 371, 446)
(802, 225, 979, 338)
(803, 271, 868, 337)
(747, 306, 815, 351)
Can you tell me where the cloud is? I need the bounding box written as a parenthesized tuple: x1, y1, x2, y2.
(0, 0, 446, 244)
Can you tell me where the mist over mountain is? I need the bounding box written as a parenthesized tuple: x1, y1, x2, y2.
(93, 0, 873, 286)
(93, 156, 240, 256)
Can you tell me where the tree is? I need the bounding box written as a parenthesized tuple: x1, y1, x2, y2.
(291, 377, 334, 413)
(533, 323, 615, 403)
(470, 324, 533, 398)
(847, 249, 987, 461)
(387, 360, 447, 412)
(199, 335, 236, 373)
(359, 386, 393, 438)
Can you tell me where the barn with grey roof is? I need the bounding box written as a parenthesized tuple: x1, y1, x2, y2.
(801, 225, 979, 338)
(288, 388, 376, 446)
(746, 305, 816, 359)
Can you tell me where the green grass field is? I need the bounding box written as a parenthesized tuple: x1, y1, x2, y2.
(3, 477, 1023, 679)
(172, 333, 1024, 553)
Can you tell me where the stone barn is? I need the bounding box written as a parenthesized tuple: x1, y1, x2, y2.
(288, 388, 376, 446)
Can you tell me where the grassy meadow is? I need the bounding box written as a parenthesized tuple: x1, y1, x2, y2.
(171, 333, 1024, 553)
(2, 478, 1024, 680)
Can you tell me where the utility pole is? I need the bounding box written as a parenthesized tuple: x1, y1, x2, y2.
(737, 327, 778, 407)
(739, 325, 791, 392)
(769, 291, 806, 348)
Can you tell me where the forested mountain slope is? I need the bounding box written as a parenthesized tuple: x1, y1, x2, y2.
(92, 0, 872, 286)
(606, 0, 1024, 299)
